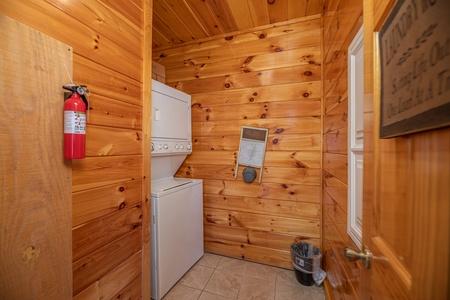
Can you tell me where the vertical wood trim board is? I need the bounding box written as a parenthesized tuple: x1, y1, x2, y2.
(142, 0, 153, 299)
(0, 14, 72, 299)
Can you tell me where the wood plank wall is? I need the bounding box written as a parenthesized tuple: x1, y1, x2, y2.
(153, 16, 323, 269)
(322, 0, 363, 299)
(0, 1, 148, 299)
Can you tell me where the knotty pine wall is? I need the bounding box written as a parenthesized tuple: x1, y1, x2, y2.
(322, 0, 363, 299)
(0, 1, 151, 299)
(153, 16, 323, 269)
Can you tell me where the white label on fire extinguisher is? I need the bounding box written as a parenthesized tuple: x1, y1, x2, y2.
(64, 111, 86, 134)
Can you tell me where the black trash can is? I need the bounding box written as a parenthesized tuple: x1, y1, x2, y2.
(290, 242, 322, 286)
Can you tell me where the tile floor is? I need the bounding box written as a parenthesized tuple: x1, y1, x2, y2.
(162, 253, 326, 300)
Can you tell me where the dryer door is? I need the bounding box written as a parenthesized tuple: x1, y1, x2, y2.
(151, 82, 191, 141)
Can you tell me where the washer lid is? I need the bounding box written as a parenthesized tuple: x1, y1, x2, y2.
(151, 177, 194, 195)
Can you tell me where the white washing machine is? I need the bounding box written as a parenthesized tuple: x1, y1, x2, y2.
(151, 177, 203, 300)
(150, 79, 204, 300)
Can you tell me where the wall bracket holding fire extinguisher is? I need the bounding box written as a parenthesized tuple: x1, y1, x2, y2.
(63, 84, 89, 159)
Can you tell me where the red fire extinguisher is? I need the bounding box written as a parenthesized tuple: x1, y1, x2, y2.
(63, 86, 88, 159)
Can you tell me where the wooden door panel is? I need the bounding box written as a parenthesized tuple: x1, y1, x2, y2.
(362, 0, 450, 299)
(0, 14, 72, 299)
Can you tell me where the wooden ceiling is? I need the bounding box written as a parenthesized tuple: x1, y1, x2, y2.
(152, 0, 328, 49)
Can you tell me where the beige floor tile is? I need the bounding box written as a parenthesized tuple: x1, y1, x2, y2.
(216, 256, 248, 274)
(162, 283, 202, 300)
(161, 253, 324, 300)
(276, 268, 301, 287)
(244, 261, 278, 282)
(237, 276, 275, 300)
(204, 269, 243, 299)
(179, 264, 215, 290)
(310, 285, 326, 300)
(197, 253, 222, 269)
(199, 291, 231, 300)
(275, 283, 310, 300)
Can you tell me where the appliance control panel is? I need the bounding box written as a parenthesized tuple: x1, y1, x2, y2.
(151, 140, 192, 156)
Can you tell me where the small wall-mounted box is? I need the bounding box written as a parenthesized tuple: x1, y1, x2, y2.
(152, 61, 165, 83)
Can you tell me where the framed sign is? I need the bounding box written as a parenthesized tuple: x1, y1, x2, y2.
(379, 0, 450, 138)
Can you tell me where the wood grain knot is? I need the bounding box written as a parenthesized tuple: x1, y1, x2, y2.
(22, 246, 40, 264)
(272, 138, 278, 144)
(119, 202, 126, 210)
(249, 97, 254, 102)
(303, 93, 310, 98)
(282, 184, 288, 188)
(119, 186, 125, 192)
(295, 161, 308, 168)
(224, 83, 231, 88)
(304, 71, 313, 76)
(274, 128, 284, 134)
(225, 36, 234, 41)
(261, 113, 266, 118)
(259, 33, 266, 39)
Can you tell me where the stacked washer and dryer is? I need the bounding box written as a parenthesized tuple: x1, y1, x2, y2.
(150, 79, 204, 300)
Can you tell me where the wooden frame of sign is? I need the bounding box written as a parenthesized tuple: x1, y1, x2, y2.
(378, 0, 450, 138)
(234, 126, 269, 184)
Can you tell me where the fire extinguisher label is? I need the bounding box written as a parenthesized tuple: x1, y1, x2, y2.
(64, 111, 86, 134)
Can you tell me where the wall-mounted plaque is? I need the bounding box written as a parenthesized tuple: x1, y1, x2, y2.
(235, 126, 268, 184)
(379, 0, 450, 138)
